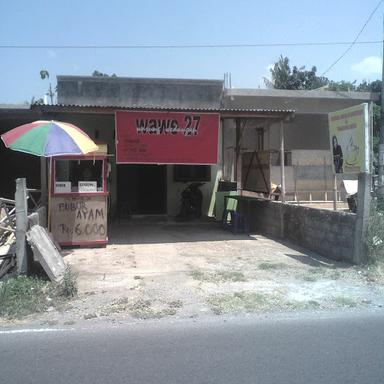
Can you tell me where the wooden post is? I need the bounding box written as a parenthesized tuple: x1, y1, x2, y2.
(280, 121, 286, 202)
(15, 178, 28, 274)
(235, 118, 241, 187)
(221, 118, 225, 177)
(353, 172, 371, 264)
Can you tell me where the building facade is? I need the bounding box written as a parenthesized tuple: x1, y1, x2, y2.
(0, 76, 378, 218)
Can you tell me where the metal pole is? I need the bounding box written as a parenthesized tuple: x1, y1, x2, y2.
(234, 118, 240, 184)
(48, 157, 52, 231)
(280, 121, 286, 202)
(40, 157, 47, 207)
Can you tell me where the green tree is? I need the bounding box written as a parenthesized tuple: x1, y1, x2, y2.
(265, 55, 328, 90)
(40, 69, 55, 104)
(265, 56, 382, 178)
(326, 80, 357, 91)
(92, 70, 117, 77)
(329, 80, 382, 160)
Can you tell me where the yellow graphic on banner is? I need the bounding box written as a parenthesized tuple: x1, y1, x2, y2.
(328, 103, 368, 174)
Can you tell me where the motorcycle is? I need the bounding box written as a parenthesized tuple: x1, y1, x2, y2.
(347, 193, 357, 213)
(177, 183, 204, 220)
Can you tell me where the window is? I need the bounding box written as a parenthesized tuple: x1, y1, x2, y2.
(55, 159, 104, 192)
(173, 165, 211, 182)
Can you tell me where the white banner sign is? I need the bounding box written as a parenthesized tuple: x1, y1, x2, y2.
(78, 181, 97, 193)
(55, 182, 71, 193)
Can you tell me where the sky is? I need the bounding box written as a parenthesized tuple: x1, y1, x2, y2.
(0, 0, 383, 104)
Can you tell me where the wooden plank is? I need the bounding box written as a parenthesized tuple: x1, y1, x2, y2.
(241, 151, 271, 194)
(0, 258, 13, 279)
(0, 226, 15, 233)
(0, 198, 16, 205)
(26, 225, 65, 282)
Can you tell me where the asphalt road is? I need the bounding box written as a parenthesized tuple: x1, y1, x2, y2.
(1, 311, 384, 384)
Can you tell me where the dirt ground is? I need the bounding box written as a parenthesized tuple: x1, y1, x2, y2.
(3, 217, 384, 327)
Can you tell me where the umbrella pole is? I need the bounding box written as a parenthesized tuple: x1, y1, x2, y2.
(40, 157, 47, 207)
(48, 157, 52, 231)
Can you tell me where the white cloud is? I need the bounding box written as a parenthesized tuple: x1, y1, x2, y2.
(351, 56, 382, 76)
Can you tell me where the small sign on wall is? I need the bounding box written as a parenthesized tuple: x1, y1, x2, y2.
(55, 181, 71, 193)
(78, 181, 97, 193)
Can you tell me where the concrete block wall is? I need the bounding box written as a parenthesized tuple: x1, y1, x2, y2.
(241, 199, 357, 262)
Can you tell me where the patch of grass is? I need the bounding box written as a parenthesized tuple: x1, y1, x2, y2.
(102, 297, 130, 315)
(329, 271, 341, 280)
(190, 270, 206, 281)
(366, 201, 384, 263)
(297, 267, 334, 282)
(258, 262, 288, 271)
(0, 266, 78, 320)
(0, 276, 54, 320)
(101, 298, 182, 320)
(305, 300, 321, 309)
(216, 271, 247, 282)
(169, 300, 183, 308)
(207, 291, 323, 315)
(129, 299, 179, 319)
(301, 274, 318, 282)
(207, 292, 267, 315)
(364, 262, 384, 285)
(334, 295, 357, 308)
(41, 320, 58, 326)
(84, 313, 97, 320)
(159, 307, 177, 317)
(190, 270, 247, 283)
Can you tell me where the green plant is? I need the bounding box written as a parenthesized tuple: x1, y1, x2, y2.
(366, 201, 384, 263)
(57, 265, 78, 298)
(190, 270, 247, 283)
(0, 266, 77, 320)
(0, 276, 52, 319)
(334, 295, 357, 308)
(258, 262, 288, 270)
(207, 291, 321, 315)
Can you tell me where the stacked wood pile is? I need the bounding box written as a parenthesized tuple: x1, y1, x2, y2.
(0, 198, 16, 279)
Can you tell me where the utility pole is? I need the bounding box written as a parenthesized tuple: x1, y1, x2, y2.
(378, 13, 384, 200)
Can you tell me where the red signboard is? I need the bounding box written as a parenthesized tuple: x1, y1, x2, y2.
(115, 111, 219, 164)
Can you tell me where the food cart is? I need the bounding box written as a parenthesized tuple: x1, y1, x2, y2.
(50, 145, 109, 246)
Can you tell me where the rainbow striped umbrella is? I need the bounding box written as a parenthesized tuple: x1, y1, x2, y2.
(1, 120, 98, 156)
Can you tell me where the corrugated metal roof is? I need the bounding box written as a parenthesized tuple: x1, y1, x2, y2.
(31, 103, 295, 114)
(225, 88, 380, 101)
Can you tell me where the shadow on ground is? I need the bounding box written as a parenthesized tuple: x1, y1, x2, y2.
(108, 217, 256, 245)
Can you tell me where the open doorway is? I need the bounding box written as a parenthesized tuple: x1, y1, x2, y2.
(117, 164, 167, 216)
